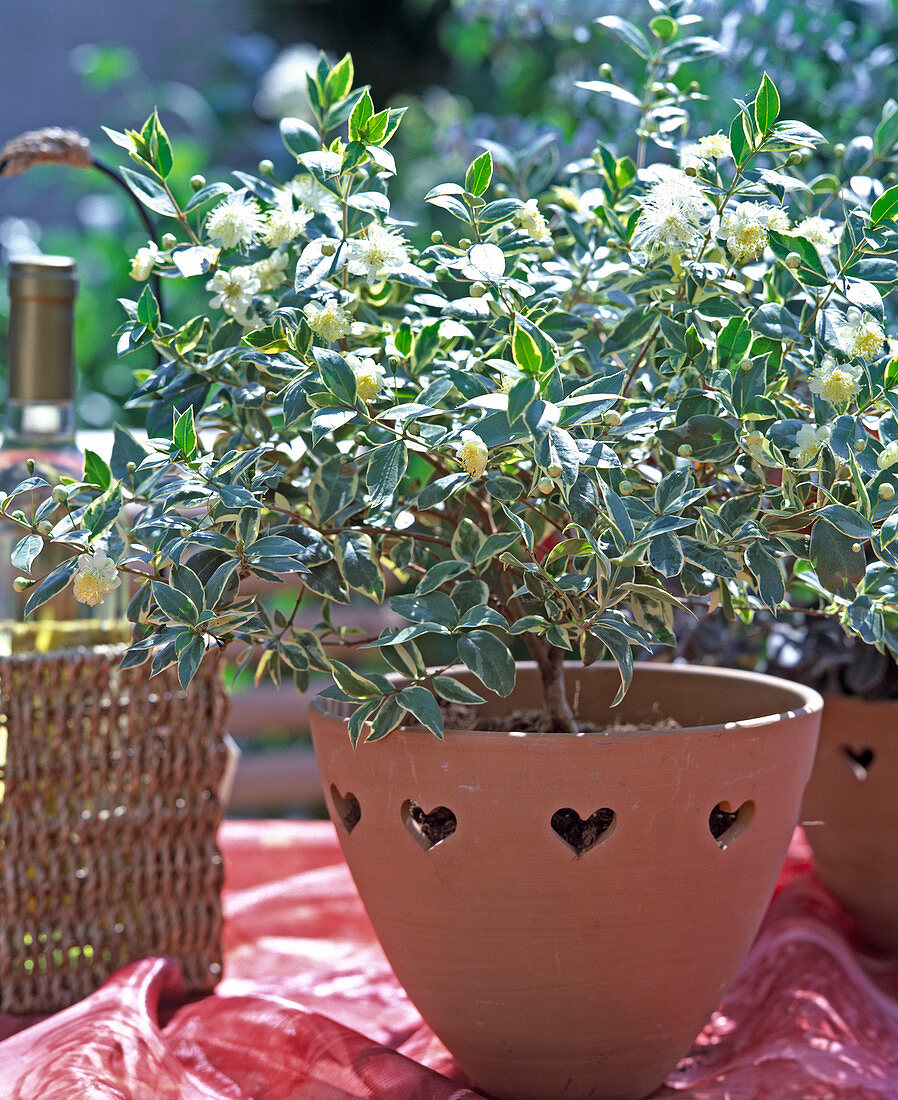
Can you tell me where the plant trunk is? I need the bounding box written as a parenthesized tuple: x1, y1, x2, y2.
(524, 636, 579, 733)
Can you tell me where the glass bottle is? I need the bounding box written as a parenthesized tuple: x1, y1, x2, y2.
(0, 255, 127, 654)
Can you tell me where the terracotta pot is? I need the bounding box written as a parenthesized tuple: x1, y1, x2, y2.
(310, 662, 821, 1100)
(801, 693, 898, 953)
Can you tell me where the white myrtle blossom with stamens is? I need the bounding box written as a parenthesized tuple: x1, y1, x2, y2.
(206, 266, 261, 323)
(720, 202, 790, 263)
(205, 192, 265, 251)
(835, 308, 886, 361)
(289, 177, 342, 221)
(251, 250, 290, 292)
(791, 423, 830, 466)
(348, 223, 409, 285)
(680, 133, 732, 170)
(348, 354, 387, 403)
(305, 298, 352, 344)
(519, 199, 552, 243)
(263, 191, 312, 248)
(808, 354, 862, 407)
(633, 169, 712, 258)
(72, 549, 121, 607)
(130, 241, 160, 281)
(457, 431, 489, 479)
(793, 215, 839, 251)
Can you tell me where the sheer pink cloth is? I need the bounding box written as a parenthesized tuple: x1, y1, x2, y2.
(1, 820, 897, 1099)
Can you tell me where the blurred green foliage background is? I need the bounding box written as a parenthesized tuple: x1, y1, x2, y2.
(2, 0, 898, 431)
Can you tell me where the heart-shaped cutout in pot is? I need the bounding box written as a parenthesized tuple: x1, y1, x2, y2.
(841, 745, 876, 780)
(402, 799, 457, 850)
(709, 800, 754, 849)
(551, 807, 615, 855)
(330, 784, 361, 833)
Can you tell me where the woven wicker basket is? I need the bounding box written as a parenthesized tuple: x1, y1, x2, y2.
(0, 644, 230, 1014)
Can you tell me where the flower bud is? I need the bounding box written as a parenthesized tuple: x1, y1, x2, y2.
(684, 164, 698, 177)
(189, 174, 206, 191)
(834, 143, 845, 158)
(51, 485, 68, 504)
(13, 577, 35, 592)
(852, 542, 862, 554)
(430, 230, 443, 244)
(258, 159, 275, 176)
(599, 63, 613, 78)
(36, 521, 53, 536)
(459, 238, 472, 250)
(739, 359, 753, 372)
(619, 480, 633, 495)
(546, 462, 562, 479)
(537, 476, 555, 494)
(604, 410, 621, 427)
(787, 151, 802, 166)
(321, 243, 336, 256)
(785, 252, 801, 269)
(880, 483, 895, 499)
(677, 444, 693, 457)
(470, 281, 487, 297)
(161, 232, 178, 250)
(688, 81, 701, 94)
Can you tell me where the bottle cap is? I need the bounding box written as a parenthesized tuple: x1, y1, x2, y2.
(7, 255, 78, 403)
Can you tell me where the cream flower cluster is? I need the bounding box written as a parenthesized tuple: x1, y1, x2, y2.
(680, 133, 732, 170)
(305, 299, 352, 344)
(457, 431, 489, 479)
(720, 202, 789, 263)
(72, 549, 121, 607)
(206, 267, 261, 323)
(793, 216, 838, 250)
(130, 241, 161, 281)
(349, 355, 386, 403)
(808, 355, 862, 407)
(518, 200, 552, 243)
(634, 170, 712, 257)
(836, 308, 885, 361)
(347, 224, 409, 285)
(206, 192, 265, 250)
(263, 191, 312, 248)
(791, 423, 830, 466)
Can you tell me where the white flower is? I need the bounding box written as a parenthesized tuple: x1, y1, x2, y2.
(347, 223, 409, 285)
(808, 355, 862, 407)
(633, 170, 712, 257)
(791, 423, 830, 466)
(305, 298, 352, 344)
(72, 549, 121, 607)
(457, 430, 489, 479)
(206, 266, 261, 322)
(835, 308, 885, 361)
(253, 44, 320, 121)
(519, 199, 552, 243)
(348, 355, 386, 403)
(130, 241, 160, 281)
(263, 192, 312, 248)
(250, 250, 290, 292)
(205, 192, 265, 251)
(720, 202, 789, 262)
(680, 133, 732, 170)
(289, 177, 342, 221)
(878, 440, 898, 470)
(793, 216, 839, 250)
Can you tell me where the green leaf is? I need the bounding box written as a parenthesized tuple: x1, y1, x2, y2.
(136, 285, 160, 330)
(173, 406, 198, 460)
(507, 377, 538, 423)
(871, 184, 898, 226)
(366, 439, 407, 507)
(335, 531, 384, 601)
(594, 627, 634, 706)
(83, 482, 122, 538)
(330, 659, 384, 699)
(432, 675, 486, 706)
(415, 560, 470, 595)
(397, 685, 444, 739)
(324, 52, 354, 103)
(465, 150, 493, 197)
(314, 348, 357, 405)
(817, 504, 873, 540)
(749, 303, 802, 341)
(366, 696, 408, 741)
(728, 110, 752, 166)
(810, 521, 866, 597)
(451, 517, 485, 564)
(391, 590, 458, 626)
(120, 167, 178, 217)
(744, 543, 785, 611)
(24, 559, 78, 617)
(347, 699, 379, 748)
(279, 117, 319, 158)
(177, 635, 206, 689)
(754, 73, 780, 133)
(11, 533, 44, 573)
(458, 630, 516, 696)
(152, 580, 199, 625)
(594, 15, 651, 58)
(83, 449, 112, 491)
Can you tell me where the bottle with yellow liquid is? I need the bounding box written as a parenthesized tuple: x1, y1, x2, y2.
(0, 255, 128, 654)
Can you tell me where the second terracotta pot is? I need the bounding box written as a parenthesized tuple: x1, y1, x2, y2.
(310, 662, 821, 1100)
(801, 693, 898, 953)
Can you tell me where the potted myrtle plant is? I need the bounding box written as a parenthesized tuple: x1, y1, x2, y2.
(7, 15, 898, 1098)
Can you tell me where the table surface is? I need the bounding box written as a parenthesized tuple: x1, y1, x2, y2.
(0, 820, 897, 1099)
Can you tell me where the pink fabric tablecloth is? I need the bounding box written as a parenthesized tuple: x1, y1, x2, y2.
(1, 820, 897, 1099)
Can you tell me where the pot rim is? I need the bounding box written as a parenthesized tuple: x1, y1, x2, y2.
(310, 660, 824, 739)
